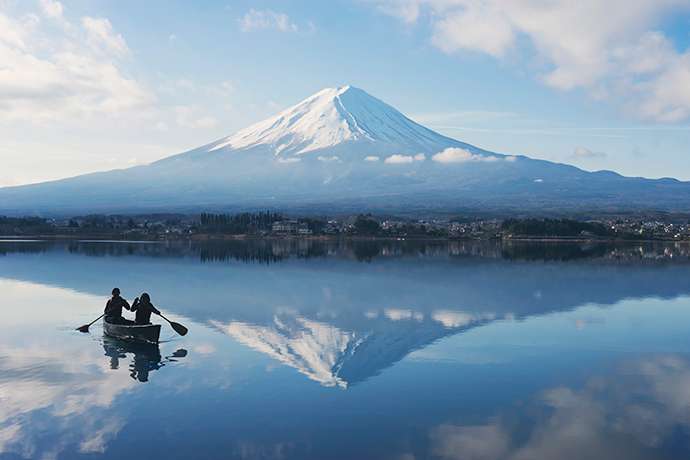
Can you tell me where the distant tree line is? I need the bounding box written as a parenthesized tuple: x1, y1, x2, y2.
(501, 218, 614, 237)
(0, 216, 53, 235)
(199, 212, 283, 234)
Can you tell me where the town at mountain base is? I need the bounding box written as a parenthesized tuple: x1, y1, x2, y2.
(1, 85, 689, 215)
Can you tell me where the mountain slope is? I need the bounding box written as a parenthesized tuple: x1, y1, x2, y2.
(207, 85, 464, 156)
(1, 85, 689, 214)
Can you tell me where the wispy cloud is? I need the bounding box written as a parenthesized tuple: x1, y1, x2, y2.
(372, 0, 690, 123)
(174, 106, 218, 129)
(277, 157, 301, 164)
(384, 153, 426, 164)
(240, 9, 299, 33)
(432, 147, 511, 164)
(82, 17, 129, 56)
(0, 2, 151, 122)
(411, 110, 519, 125)
(317, 155, 341, 162)
(39, 0, 64, 20)
(571, 146, 607, 160)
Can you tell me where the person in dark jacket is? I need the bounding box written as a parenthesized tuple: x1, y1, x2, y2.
(104, 288, 134, 325)
(130, 293, 161, 325)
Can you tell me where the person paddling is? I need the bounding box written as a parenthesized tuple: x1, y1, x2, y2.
(104, 288, 134, 325)
(131, 293, 161, 325)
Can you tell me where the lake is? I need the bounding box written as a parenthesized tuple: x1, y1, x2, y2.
(2, 239, 690, 459)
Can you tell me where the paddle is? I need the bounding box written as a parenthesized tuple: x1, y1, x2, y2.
(77, 313, 104, 333)
(157, 312, 188, 336)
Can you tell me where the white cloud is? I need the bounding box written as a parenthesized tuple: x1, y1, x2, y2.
(432, 147, 502, 163)
(384, 153, 425, 164)
(385, 154, 414, 164)
(277, 157, 301, 163)
(373, 0, 690, 122)
(82, 17, 129, 57)
(432, 3, 515, 58)
(240, 9, 299, 33)
(365, 155, 380, 162)
(174, 106, 219, 129)
(572, 146, 607, 159)
(0, 7, 150, 123)
(371, 0, 421, 23)
(317, 155, 340, 162)
(412, 110, 518, 125)
(39, 0, 64, 20)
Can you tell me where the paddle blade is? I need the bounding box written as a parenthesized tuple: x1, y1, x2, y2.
(171, 321, 188, 336)
(76, 325, 90, 333)
(172, 349, 188, 358)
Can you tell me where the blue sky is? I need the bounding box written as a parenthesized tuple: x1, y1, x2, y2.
(1, 0, 689, 186)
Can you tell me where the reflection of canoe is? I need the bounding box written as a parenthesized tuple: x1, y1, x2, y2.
(102, 335, 163, 382)
(103, 318, 161, 343)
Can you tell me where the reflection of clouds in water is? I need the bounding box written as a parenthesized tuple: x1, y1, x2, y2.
(0, 344, 133, 457)
(78, 417, 126, 454)
(432, 424, 509, 460)
(0, 424, 21, 455)
(0, 346, 133, 419)
(193, 343, 217, 355)
(431, 310, 497, 328)
(385, 308, 424, 321)
(430, 355, 690, 460)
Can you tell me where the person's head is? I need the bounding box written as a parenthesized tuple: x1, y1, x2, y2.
(140, 292, 150, 303)
(111, 288, 120, 298)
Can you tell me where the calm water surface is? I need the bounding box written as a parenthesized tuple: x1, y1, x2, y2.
(2, 239, 690, 459)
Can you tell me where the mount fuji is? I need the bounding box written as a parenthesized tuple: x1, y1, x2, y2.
(1, 85, 689, 215)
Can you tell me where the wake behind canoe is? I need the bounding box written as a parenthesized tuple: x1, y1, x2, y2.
(103, 318, 161, 344)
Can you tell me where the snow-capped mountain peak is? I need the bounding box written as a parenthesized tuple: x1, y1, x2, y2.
(207, 85, 459, 156)
(3, 85, 689, 215)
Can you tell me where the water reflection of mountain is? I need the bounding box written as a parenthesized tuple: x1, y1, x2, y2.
(213, 310, 498, 388)
(2, 239, 690, 387)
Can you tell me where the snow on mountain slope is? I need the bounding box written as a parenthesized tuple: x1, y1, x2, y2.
(205, 85, 463, 157)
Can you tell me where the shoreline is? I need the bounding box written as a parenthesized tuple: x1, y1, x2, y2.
(1, 234, 689, 244)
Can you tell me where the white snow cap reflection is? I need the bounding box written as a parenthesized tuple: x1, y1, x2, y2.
(213, 316, 358, 388)
(213, 308, 502, 388)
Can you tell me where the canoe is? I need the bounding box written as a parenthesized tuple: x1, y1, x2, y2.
(103, 318, 161, 343)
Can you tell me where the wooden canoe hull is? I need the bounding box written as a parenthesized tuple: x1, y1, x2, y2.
(103, 319, 161, 344)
